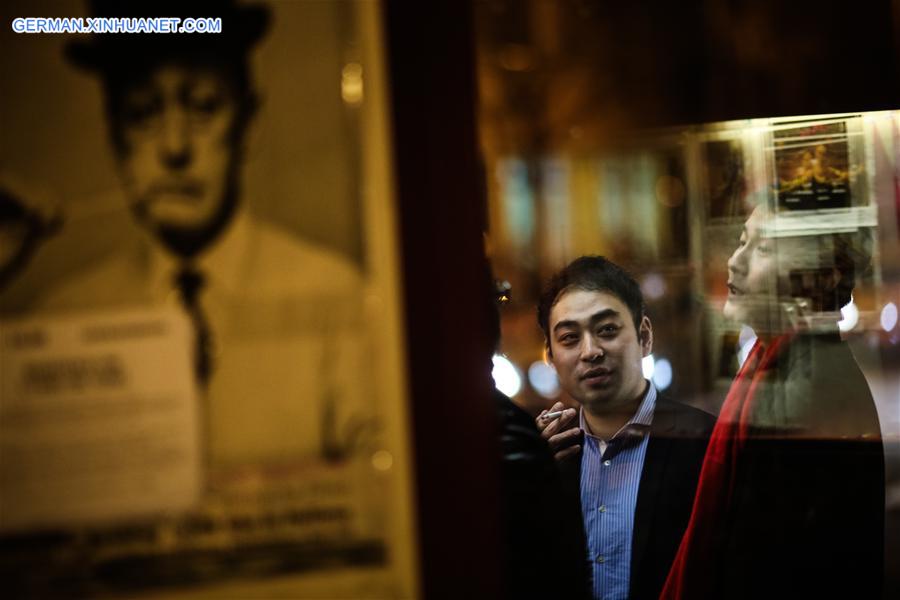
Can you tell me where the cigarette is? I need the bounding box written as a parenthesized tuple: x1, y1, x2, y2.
(541, 410, 564, 421)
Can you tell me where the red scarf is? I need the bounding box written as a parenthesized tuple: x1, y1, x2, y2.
(659, 335, 791, 599)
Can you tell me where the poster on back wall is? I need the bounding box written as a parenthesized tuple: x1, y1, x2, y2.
(773, 119, 855, 212)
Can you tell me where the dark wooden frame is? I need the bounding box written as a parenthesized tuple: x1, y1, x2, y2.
(383, 1, 503, 598)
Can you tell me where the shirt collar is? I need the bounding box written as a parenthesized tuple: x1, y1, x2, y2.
(145, 209, 251, 298)
(579, 380, 656, 444)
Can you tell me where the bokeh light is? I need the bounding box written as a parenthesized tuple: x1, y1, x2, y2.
(492, 354, 522, 397)
(838, 297, 859, 333)
(881, 302, 898, 332)
(642, 354, 655, 379)
(652, 358, 673, 390)
(641, 273, 667, 300)
(528, 360, 559, 398)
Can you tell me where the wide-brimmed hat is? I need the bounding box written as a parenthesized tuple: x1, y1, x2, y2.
(65, 0, 270, 75)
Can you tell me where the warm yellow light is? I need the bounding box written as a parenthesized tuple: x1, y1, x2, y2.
(341, 62, 364, 105)
(371, 449, 393, 471)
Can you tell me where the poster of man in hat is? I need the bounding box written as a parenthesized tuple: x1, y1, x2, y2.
(0, 1, 412, 596)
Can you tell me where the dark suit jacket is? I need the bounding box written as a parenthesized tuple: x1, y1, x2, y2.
(558, 395, 714, 600)
(710, 331, 884, 599)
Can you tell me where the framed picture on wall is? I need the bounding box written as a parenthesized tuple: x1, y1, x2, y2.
(772, 119, 857, 212)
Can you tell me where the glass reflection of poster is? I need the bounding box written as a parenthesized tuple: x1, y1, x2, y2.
(773, 120, 853, 212)
(0, 1, 417, 597)
(702, 139, 746, 221)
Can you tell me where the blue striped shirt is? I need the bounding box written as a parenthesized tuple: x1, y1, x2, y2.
(580, 382, 656, 600)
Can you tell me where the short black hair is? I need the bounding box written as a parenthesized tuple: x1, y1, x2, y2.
(537, 255, 645, 344)
(830, 229, 872, 311)
(788, 229, 872, 313)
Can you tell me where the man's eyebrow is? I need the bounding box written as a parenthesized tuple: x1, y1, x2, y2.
(551, 308, 621, 334)
(551, 319, 579, 334)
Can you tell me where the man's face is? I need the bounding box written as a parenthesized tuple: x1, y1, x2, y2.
(113, 63, 241, 236)
(547, 288, 652, 413)
(725, 206, 828, 331)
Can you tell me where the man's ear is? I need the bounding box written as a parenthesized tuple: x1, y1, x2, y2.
(639, 316, 653, 357)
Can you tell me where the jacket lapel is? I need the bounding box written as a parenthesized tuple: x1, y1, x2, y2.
(630, 397, 676, 581)
(558, 447, 584, 507)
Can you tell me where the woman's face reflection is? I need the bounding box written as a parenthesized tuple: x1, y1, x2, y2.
(725, 206, 779, 331)
(724, 206, 835, 333)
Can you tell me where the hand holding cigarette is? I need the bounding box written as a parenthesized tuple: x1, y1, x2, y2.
(536, 402, 582, 462)
(540, 410, 565, 422)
